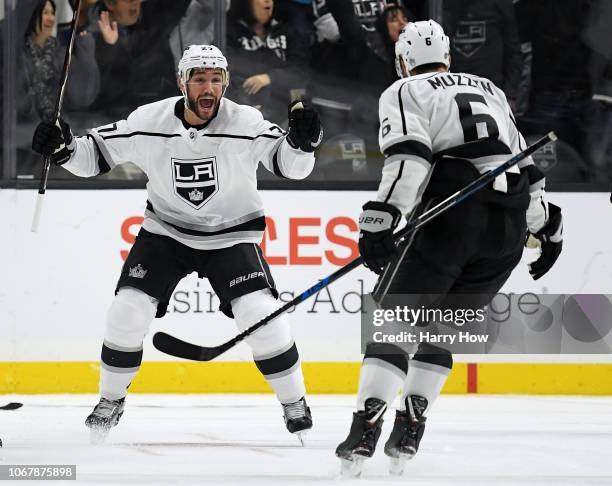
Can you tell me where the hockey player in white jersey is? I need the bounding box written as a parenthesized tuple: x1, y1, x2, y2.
(32, 45, 323, 444)
(336, 21, 563, 475)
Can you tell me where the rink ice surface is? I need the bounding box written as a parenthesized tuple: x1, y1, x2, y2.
(1, 394, 611, 486)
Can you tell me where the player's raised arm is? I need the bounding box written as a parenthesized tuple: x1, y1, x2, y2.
(257, 100, 322, 180)
(31, 113, 142, 178)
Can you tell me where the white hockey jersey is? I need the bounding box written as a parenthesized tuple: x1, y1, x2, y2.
(376, 71, 547, 232)
(63, 97, 315, 249)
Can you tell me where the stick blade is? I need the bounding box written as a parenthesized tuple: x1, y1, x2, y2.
(152, 332, 226, 362)
(0, 402, 23, 411)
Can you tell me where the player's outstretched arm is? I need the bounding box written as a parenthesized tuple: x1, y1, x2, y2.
(286, 100, 323, 154)
(32, 118, 108, 178)
(257, 102, 322, 180)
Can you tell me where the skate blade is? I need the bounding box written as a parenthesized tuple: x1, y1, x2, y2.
(388, 451, 415, 476)
(294, 430, 308, 447)
(89, 427, 110, 445)
(389, 456, 405, 476)
(340, 456, 365, 478)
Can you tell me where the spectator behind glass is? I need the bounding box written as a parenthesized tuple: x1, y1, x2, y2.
(91, 0, 190, 117)
(274, 0, 315, 53)
(583, 0, 612, 183)
(443, 0, 522, 109)
(169, 0, 217, 67)
(21, 0, 99, 122)
(76, 0, 101, 31)
(516, 0, 592, 168)
(374, 3, 409, 85)
(16, 0, 99, 177)
(310, 2, 408, 134)
(226, 0, 308, 123)
(311, 1, 414, 98)
(305, 1, 409, 182)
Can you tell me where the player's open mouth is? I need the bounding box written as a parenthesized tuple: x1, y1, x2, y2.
(198, 98, 215, 110)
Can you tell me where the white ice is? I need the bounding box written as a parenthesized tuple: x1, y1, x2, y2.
(1, 394, 611, 485)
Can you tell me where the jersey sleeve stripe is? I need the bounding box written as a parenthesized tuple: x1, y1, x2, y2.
(383, 160, 405, 204)
(522, 164, 546, 193)
(398, 83, 407, 135)
(87, 132, 117, 172)
(204, 133, 283, 140)
(272, 149, 289, 179)
(268, 124, 287, 135)
(509, 112, 526, 150)
(97, 123, 118, 133)
(384, 140, 432, 163)
(529, 179, 546, 193)
(269, 138, 289, 179)
(101, 131, 182, 140)
(100, 131, 283, 141)
(85, 134, 112, 174)
(435, 138, 512, 160)
(384, 153, 431, 171)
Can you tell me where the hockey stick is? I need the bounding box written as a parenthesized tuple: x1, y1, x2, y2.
(31, 0, 82, 233)
(153, 132, 557, 361)
(0, 402, 23, 411)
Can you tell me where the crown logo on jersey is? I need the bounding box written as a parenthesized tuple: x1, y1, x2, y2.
(188, 188, 204, 202)
(128, 264, 147, 279)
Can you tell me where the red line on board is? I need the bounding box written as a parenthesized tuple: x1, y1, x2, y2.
(467, 363, 478, 393)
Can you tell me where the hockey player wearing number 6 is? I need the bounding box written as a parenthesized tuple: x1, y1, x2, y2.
(31, 45, 323, 444)
(336, 21, 563, 475)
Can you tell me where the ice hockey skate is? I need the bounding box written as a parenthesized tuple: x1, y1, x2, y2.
(335, 398, 387, 477)
(384, 395, 428, 475)
(85, 397, 125, 444)
(282, 397, 312, 445)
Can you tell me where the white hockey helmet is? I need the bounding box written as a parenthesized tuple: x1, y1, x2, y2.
(178, 44, 229, 91)
(395, 20, 450, 77)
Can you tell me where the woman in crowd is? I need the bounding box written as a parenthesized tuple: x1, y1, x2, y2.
(21, 0, 99, 122)
(375, 3, 410, 87)
(306, 1, 409, 181)
(16, 0, 99, 177)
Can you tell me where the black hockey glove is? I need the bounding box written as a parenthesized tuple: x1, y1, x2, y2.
(358, 201, 402, 274)
(31, 118, 74, 165)
(287, 100, 323, 153)
(527, 203, 563, 280)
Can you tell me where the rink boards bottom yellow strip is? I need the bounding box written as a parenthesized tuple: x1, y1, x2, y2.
(1, 362, 612, 395)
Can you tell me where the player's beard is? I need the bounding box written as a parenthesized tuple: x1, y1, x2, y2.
(186, 92, 220, 123)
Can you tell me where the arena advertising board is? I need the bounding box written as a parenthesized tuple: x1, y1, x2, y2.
(1, 190, 611, 365)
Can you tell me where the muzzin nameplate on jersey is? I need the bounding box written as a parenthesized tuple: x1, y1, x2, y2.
(172, 156, 218, 209)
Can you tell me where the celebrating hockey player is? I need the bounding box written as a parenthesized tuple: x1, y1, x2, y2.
(31, 45, 323, 444)
(336, 21, 563, 475)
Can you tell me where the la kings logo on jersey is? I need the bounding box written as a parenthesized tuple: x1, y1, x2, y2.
(172, 157, 218, 209)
